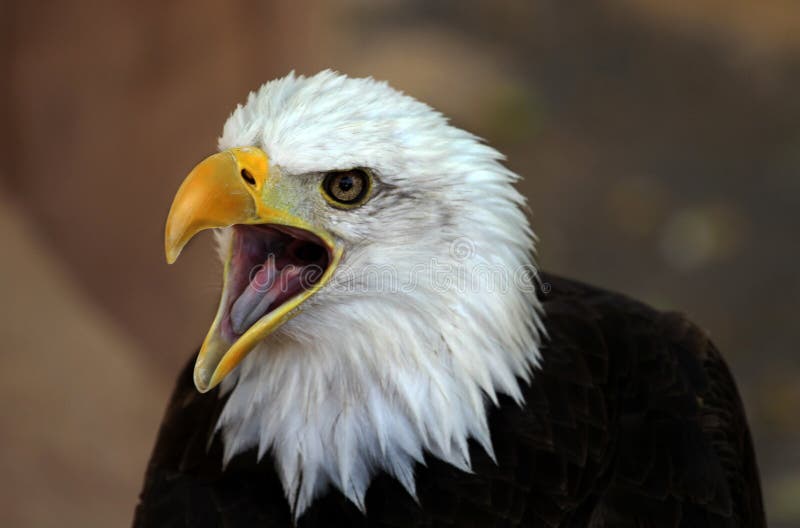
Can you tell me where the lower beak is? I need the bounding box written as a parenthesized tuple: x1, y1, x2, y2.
(165, 147, 341, 392)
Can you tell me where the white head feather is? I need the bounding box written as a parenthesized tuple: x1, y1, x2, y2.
(211, 70, 543, 518)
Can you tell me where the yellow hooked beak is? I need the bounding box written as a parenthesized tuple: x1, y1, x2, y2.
(165, 147, 342, 392)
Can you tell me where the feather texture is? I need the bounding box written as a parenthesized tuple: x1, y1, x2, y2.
(209, 71, 541, 516)
(135, 72, 764, 526)
(134, 274, 765, 527)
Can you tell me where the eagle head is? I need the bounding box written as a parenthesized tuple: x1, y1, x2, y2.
(165, 70, 542, 516)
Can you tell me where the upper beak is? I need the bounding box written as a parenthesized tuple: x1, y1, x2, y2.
(165, 147, 341, 392)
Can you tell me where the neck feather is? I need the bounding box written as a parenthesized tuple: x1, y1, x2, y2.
(214, 232, 543, 518)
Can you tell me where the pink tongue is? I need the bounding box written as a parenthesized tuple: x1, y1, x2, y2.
(229, 256, 304, 335)
(230, 256, 276, 335)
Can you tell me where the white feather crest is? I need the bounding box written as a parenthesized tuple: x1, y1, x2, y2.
(210, 71, 542, 519)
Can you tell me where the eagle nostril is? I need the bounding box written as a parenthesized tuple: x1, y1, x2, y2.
(241, 169, 256, 185)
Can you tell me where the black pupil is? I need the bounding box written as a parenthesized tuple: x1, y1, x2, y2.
(338, 175, 354, 192)
(325, 170, 368, 205)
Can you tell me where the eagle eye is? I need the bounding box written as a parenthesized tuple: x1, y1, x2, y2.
(322, 169, 371, 208)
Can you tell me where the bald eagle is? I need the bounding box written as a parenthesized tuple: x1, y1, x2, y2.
(134, 71, 765, 527)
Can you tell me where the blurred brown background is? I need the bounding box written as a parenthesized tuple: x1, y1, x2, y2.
(2, 1, 799, 526)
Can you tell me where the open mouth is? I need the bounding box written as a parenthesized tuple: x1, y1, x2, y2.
(164, 146, 344, 391)
(221, 224, 332, 342)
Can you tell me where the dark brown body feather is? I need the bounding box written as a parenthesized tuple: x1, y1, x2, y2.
(134, 273, 765, 527)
